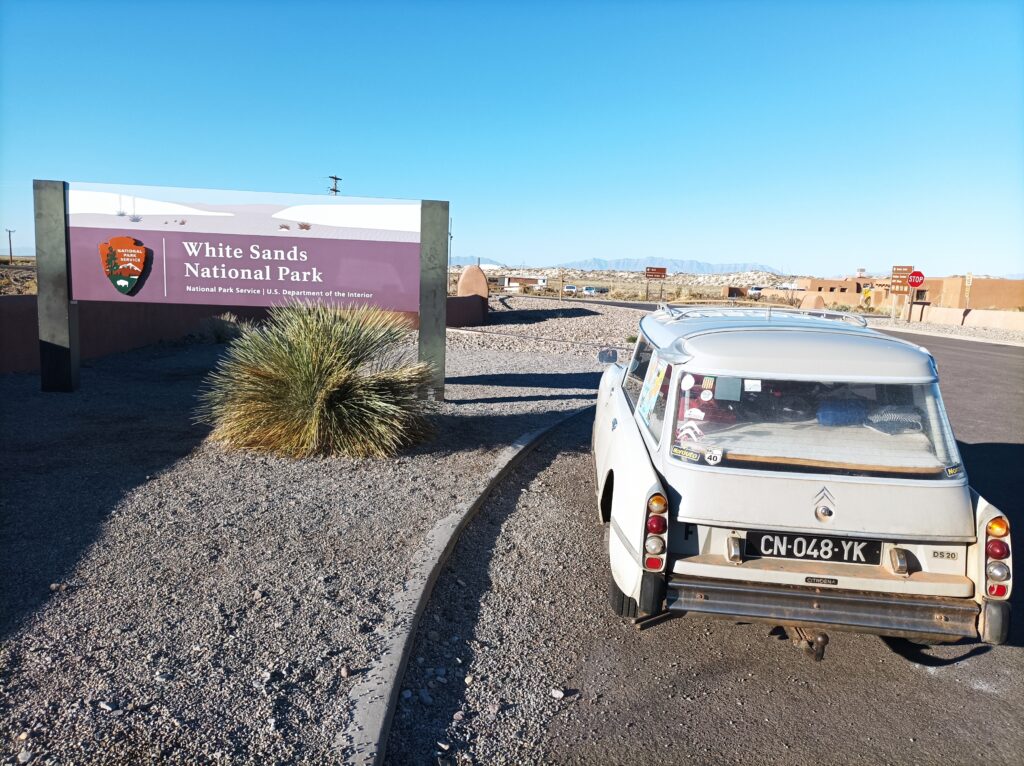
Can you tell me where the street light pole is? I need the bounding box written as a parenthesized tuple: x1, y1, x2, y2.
(5, 229, 14, 265)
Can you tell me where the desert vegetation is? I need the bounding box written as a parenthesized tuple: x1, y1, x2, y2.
(198, 303, 433, 459)
(0, 261, 37, 295)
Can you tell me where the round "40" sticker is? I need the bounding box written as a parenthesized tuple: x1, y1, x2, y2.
(704, 448, 723, 465)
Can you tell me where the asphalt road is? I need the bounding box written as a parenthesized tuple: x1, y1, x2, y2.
(395, 333, 1023, 764)
(554, 333, 1023, 765)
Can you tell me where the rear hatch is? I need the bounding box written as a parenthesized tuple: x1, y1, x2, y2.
(665, 465, 975, 597)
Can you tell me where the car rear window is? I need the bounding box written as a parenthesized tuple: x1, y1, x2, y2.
(670, 373, 963, 480)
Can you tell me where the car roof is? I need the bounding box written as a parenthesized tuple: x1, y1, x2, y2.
(639, 306, 937, 383)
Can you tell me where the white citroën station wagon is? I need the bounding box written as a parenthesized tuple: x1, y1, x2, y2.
(593, 306, 1012, 658)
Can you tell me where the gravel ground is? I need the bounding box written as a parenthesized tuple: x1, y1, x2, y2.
(470, 295, 1024, 349)
(863, 316, 1024, 345)
(445, 296, 644, 358)
(384, 414, 603, 765)
(0, 333, 599, 765)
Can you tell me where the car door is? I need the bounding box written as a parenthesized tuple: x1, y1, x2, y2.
(595, 336, 649, 495)
(604, 339, 668, 599)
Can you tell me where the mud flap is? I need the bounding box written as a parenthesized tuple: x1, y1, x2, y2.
(638, 571, 666, 617)
(980, 600, 1010, 645)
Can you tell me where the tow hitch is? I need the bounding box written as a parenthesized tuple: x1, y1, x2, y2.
(784, 626, 830, 661)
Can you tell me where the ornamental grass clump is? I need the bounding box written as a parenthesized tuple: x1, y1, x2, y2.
(199, 303, 433, 459)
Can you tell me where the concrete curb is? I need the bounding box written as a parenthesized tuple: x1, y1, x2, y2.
(344, 405, 595, 764)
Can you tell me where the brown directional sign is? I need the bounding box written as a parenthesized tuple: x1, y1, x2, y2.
(890, 265, 914, 295)
(645, 267, 667, 280)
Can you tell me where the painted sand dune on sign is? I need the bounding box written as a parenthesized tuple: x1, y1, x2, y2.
(70, 190, 233, 218)
(271, 204, 420, 233)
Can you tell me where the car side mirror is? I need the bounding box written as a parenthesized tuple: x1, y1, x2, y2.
(598, 347, 618, 364)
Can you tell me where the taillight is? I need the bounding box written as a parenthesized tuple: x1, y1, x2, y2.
(643, 492, 669, 572)
(984, 516, 1011, 600)
(645, 536, 665, 555)
(986, 561, 1011, 582)
(646, 516, 667, 534)
(647, 494, 667, 514)
(986, 539, 1010, 560)
(987, 517, 1009, 537)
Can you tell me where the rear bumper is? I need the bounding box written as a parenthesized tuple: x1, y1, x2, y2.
(666, 576, 998, 643)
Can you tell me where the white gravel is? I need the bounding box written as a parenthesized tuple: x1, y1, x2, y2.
(445, 296, 644, 359)
(0, 333, 600, 765)
(865, 316, 1024, 346)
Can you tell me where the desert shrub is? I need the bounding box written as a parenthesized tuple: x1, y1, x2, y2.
(626, 335, 638, 344)
(198, 303, 433, 459)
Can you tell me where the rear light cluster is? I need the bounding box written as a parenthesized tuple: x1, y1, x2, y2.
(985, 516, 1011, 599)
(644, 493, 668, 571)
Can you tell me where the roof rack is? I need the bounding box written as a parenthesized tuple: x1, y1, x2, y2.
(657, 303, 868, 327)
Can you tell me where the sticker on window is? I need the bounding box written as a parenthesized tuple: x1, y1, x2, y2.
(944, 464, 962, 477)
(715, 377, 742, 402)
(681, 373, 696, 390)
(685, 408, 705, 421)
(636, 359, 668, 424)
(672, 445, 701, 462)
(744, 379, 762, 393)
(704, 447, 723, 465)
(676, 421, 704, 442)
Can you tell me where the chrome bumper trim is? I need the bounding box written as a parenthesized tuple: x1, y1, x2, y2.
(666, 576, 980, 641)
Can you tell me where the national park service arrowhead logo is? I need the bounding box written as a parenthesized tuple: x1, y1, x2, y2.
(99, 236, 149, 295)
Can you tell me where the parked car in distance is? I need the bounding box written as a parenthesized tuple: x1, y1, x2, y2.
(563, 284, 578, 295)
(582, 286, 610, 297)
(592, 305, 1011, 658)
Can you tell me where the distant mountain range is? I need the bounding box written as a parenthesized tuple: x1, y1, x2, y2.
(555, 257, 782, 274)
(451, 255, 505, 267)
(453, 255, 781, 273)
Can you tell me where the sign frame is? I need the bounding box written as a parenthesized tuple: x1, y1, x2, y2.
(889, 264, 914, 321)
(33, 180, 449, 398)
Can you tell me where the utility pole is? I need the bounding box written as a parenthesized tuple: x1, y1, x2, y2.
(327, 175, 342, 195)
(5, 229, 13, 264)
(447, 217, 453, 295)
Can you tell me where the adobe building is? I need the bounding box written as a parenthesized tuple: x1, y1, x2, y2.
(904, 276, 1024, 310)
(792, 275, 1024, 311)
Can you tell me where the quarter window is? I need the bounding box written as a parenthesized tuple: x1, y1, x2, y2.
(623, 335, 654, 407)
(636, 358, 672, 443)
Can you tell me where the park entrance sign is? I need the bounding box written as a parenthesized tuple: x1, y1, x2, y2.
(67, 183, 424, 309)
(34, 181, 449, 395)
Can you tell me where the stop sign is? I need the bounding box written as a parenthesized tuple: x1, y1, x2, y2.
(907, 271, 925, 288)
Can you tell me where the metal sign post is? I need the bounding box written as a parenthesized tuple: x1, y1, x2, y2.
(34, 180, 79, 392)
(645, 267, 666, 303)
(889, 265, 913, 321)
(965, 272, 973, 310)
(418, 200, 448, 400)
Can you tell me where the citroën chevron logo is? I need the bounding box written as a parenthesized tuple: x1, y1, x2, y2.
(99, 236, 149, 295)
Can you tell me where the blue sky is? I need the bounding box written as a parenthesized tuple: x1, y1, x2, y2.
(1, 0, 1022, 276)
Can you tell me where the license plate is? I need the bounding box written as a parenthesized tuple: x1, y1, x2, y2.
(745, 531, 882, 565)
